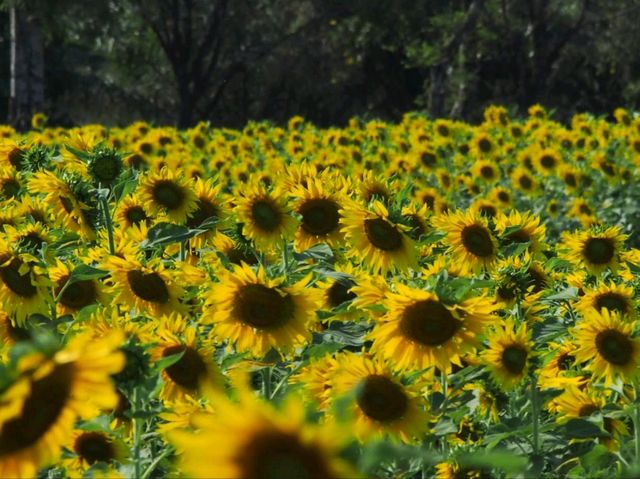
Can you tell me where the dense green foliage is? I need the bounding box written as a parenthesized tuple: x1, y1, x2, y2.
(2, 0, 640, 127)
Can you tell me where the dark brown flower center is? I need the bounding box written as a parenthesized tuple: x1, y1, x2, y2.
(400, 299, 460, 346)
(595, 329, 633, 365)
(74, 432, 116, 464)
(238, 429, 334, 479)
(518, 175, 533, 190)
(578, 404, 599, 417)
(461, 224, 494, 257)
(500, 345, 528, 374)
(126, 270, 170, 304)
(186, 199, 219, 228)
(326, 279, 356, 308)
(540, 155, 556, 169)
(0, 258, 37, 298)
(583, 237, 615, 265)
(478, 138, 492, 153)
(480, 166, 495, 179)
(298, 199, 340, 236)
(57, 276, 98, 311)
(2, 179, 20, 198)
(363, 218, 403, 251)
(356, 374, 408, 422)
(125, 206, 148, 226)
(0, 363, 73, 455)
(250, 199, 282, 232)
(8, 147, 25, 170)
(234, 284, 294, 329)
(595, 292, 628, 315)
(151, 180, 185, 210)
(162, 345, 208, 390)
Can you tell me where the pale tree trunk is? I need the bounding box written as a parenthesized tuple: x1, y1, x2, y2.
(9, 7, 44, 130)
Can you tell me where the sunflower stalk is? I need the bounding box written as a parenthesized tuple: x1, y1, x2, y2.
(133, 387, 143, 479)
(99, 193, 116, 256)
(262, 367, 272, 399)
(634, 395, 640, 468)
(179, 240, 187, 261)
(531, 375, 540, 457)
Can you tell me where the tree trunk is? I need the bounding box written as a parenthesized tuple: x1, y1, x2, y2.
(8, 8, 44, 131)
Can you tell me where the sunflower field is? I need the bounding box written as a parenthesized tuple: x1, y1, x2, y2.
(1, 105, 640, 478)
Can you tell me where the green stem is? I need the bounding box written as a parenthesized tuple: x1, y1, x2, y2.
(141, 446, 172, 479)
(282, 239, 289, 273)
(179, 240, 187, 261)
(634, 400, 640, 467)
(262, 367, 272, 399)
(100, 196, 116, 255)
(531, 376, 540, 456)
(133, 388, 143, 479)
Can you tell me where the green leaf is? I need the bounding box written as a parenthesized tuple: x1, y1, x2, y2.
(153, 350, 185, 372)
(55, 265, 109, 301)
(544, 287, 579, 301)
(457, 449, 527, 474)
(564, 418, 610, 438)
(141, 222, 191, 248)
(65, 144, 92, 162)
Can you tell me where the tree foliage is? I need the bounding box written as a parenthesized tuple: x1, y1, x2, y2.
(2, 0, 640, 127)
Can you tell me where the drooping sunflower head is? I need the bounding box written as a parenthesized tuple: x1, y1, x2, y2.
(138, 168, 198, 224)
(432, 210, 497, 275)
(573, 308, 640, 386)
(562, 226, 627, 275)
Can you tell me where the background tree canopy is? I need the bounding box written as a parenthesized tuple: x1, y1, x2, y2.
(1, 0, 640, 129)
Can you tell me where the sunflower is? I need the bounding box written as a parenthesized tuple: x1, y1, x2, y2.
(471, 159, 500, 183)
(234, 182, 297, 252)
(494, 210, 547, 257)
(211, 232, 259, 266)
(538, 341, 586, 390)
(511, 166, 538, 194)
(105, 255, 188, 316)
(435, 460, 490, 479)
(150, 314, 222, 401)
(290, 354, 340, 409)
(0, 167, 22, 200)
(330, 352, 430, 443)
(291, 177, 345, 252)
(562, 226, 627, 275)
(576, 282, 635, 319)
(185, 177, 228, 247)
(482, 319, 534, 391)
(432, 210, 498, 275)
(138, 167, 198, 224)
(470, 130, 496, 157)
(169, 391, 356, 479)
(369, 283, 496, 373)
(315, 264, 360, 322)
(27, 171, 99, 239)
(533, 147, 562, 175)
(550, 386, 628, 450)
(0, 241, 51, 324)
(114, 194, 151, 229)
(340, 200, 417, 274)
(64, 429, 127, 477)
(202, 263, 321, 358)
(568, 198, 598, 227)
(0, 331, 124, 478)
(49, 260, 107, 317)
(572, 309, 640, 386)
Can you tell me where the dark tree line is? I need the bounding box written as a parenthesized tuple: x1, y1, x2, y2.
(2, 0, 640, 129)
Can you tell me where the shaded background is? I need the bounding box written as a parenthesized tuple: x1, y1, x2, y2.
(2, 0, 640, 129)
